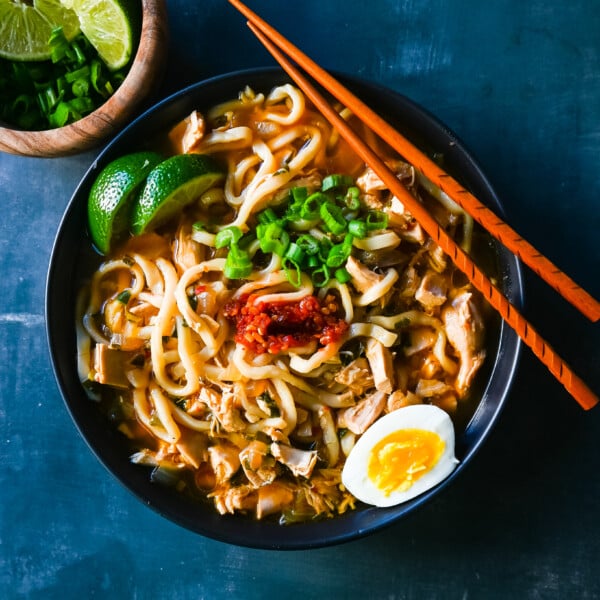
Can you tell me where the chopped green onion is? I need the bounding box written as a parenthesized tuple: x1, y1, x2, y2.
(259, 222, 290, 256)
(318, 237, 333, 262)
(366, 210, 389, 231)
(320, 202, 347, 235)
(291, 186, 308, 203)
(48, 101, 73, 128)
(0, 26, 128, 131)
(343, 186, 361, 210)
(283, 257, 302, 288)
(192, 222, 206, 232)
(284, 242, 306, 266)
(215, 226, 243, 249)
(49, 27, 71, 63)
(306, 255, 320, 268)
(334, 267, 352, 284)
(300, 192, 327, 220)
(348, 219, 367, 238)
(248, 176, 372, 287)
(257, 207, 279, 225)
(64, 65, 90, 83)
(69, 96, 94, 114)
(296, 234, 320, 256)
(90, 60, 104, 95)
(311, 264, 331, 287)
(71, 78, 90, 98)
(326, 241, 352, 268)
(322, 174, 354, 191)
(12, 94, 33, 114)
(224, 244, 253, 279)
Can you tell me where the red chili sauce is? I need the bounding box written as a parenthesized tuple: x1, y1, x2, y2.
(223, 293, 348, 355)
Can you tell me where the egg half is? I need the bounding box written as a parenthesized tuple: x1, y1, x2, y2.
(341, 404, 459, 507)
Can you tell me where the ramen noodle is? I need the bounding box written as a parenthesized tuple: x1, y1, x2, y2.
(78, 84, 488, 523)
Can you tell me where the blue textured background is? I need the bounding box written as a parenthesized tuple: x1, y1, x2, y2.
(1, 0, 599, 597)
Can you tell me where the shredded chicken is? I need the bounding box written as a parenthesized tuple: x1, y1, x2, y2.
(345, 256, 384, 294)
(386, 390, 422, 412)
(403, 326, 437, 357)
(92, 344, 130, 388)
(175, 430, 208, 470)
(415, 378, 453, 398)
(333, 357, 374, 395)
(256, 482, 294, 519)
(442, 291, 486, 397)
(356, 160, 413, 195)
(239, 440, 277, 488)
(210, 484, 256, 515)
(337, 390, 387, 435)
(385, 197, 425, 244)
(365, 339, 395, 394)
(103, 300, 145, 351)
(208, 442, 241, 485)
(202, 387, 246, 432)
(270, 443, 318, 478)
(398, 264, 420, 299)
(171, 110, 205, 154)
(173, 223, 203, 275)
(415, 271, 448, 311)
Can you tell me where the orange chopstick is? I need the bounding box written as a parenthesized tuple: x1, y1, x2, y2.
(227, 7, 598, 410)
(228, 0, 600, 324)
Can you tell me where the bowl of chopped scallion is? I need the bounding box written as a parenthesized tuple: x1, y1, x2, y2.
(0, 0, 168, 157)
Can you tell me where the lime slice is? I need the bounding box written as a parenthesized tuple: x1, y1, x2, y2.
(132, 154, 226, 236)
(65, 0, 141, 70)
(0, 0, 80, 61)
(88, 151, 163, 254)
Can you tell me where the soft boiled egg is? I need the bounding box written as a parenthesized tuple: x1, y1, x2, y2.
(341, 404, 459, 507)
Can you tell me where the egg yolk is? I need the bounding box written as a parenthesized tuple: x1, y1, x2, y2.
(367, 429, 445, 495)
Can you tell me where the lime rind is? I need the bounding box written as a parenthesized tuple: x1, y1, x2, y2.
(66, 0, 139, 70)
(133, 173, 224, 235)
(0, 0, 80, 61)
(131, 155, 226, 236)
(88, 151, 163, 254)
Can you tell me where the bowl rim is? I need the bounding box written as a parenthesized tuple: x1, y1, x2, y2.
(46, 66, 524, 550)
(0, 0, 168, 158)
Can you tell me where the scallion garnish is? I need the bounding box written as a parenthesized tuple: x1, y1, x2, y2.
(222, 173, 384, 288)
(321, 174, 354, 191)
(224, 244, 253, 280)
(366, 210, 389, 231)
(334, 267, 352, 284)
(259, 222, 290, 256)
(348, 219, 367, 239)
(320, 201, 347, 235)
(215, 226, 243, 249)
(0, 26, 128, 131)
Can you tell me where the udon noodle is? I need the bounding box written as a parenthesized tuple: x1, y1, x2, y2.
(78, 84, 488, 523)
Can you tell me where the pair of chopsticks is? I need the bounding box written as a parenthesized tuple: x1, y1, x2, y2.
(228, 0, 599, 410)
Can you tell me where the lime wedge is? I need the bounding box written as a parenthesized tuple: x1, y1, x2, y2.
(65, 0, 140, 70)
(132, 154, 226, 236)
(88, 151, 163, 254)
(0, 0, 80, 61)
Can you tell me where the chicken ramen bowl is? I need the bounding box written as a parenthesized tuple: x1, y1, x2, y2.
(46, 68, 523, 549)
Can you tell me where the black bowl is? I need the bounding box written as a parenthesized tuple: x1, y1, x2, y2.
(46, 67, 523, 550)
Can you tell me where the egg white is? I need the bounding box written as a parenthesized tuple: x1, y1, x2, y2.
(341, 404, 459, 507)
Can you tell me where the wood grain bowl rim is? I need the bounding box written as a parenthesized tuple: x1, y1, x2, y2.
(0, 0, 169, 158)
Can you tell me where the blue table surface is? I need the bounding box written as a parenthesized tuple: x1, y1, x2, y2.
(1, 1, 599, 598)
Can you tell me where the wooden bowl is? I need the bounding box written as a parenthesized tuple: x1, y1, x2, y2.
(0, 0, 169, 158)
